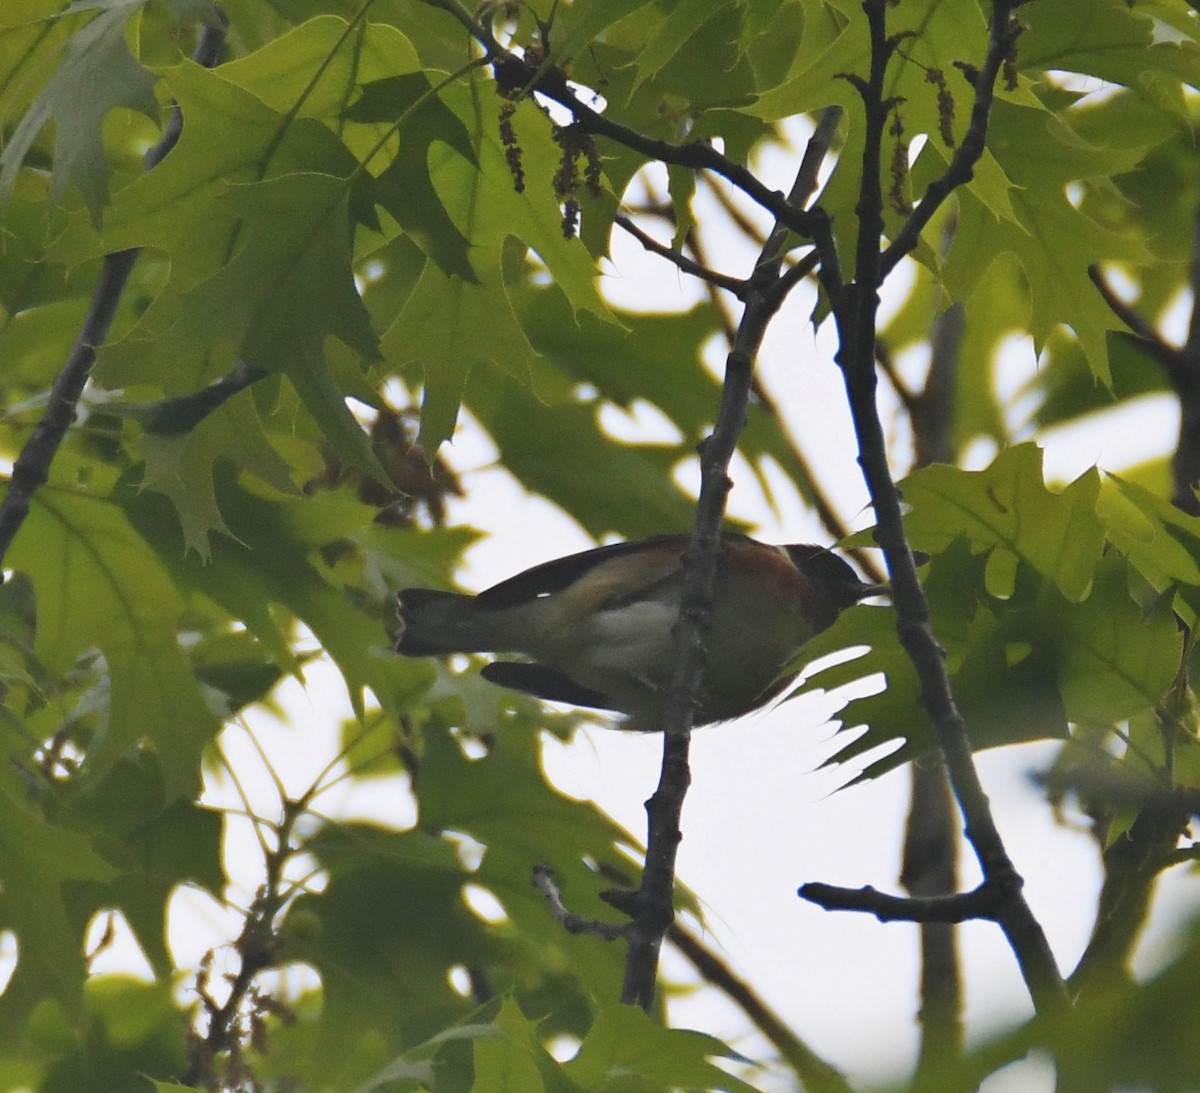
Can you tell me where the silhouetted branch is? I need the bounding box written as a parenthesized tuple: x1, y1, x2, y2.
(1088, 265, 1180, 373)
(620, 117, 846, 1012)
(145, 362, 268, 435)
(902, 221, 966, 1075)
(821, 0, 1069, 1018)
(1090, 257, 1200, 514)
(1069, 797, 1188, 1000)
(615, 214, 749, 297)
(800, 881, 999, 923)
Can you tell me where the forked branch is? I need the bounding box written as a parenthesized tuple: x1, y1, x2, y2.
(817, 0, 1070, 1018)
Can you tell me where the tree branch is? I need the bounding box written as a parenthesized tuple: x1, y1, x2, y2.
(1088, 265, 1184, 379)
(800, 881, 1000, 923)
(0, 16, 228, 573)
(143, 361, 268, 435)
(822, 0, 1069, 1018)
(619, 120, 842, 1010)
(1069, 797, 1187, 999)
(0, 248, 139, 570)
(648, 177, 880, 579)
(184, 790, 297, 1085)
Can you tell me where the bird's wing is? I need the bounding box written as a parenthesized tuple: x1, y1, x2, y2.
(481, 661, 616, 711)
(475, 533, 694, 610)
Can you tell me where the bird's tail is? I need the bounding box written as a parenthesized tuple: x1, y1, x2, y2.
(396, 589, 494, 656)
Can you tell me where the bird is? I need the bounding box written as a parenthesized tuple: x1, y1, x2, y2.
(395, 533, 883, 731)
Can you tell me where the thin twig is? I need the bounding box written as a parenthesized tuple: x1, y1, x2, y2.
(801, 881, 999, 923)
(185, 799, 299, 1083)
(644, 181, 873, 573)
(531, 866, 630, 940)
(1089, 249, 1200, 514)
(756, 106, 842, 270)
(705, 175, 773, 249)
(493, 7, 861, 572)
(614, 214, 749, 297)
(144, 362, 268, 434)
(1088, 265, 1181, 373)
(0, 248, 139, 570)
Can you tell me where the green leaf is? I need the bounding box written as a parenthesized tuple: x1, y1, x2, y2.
(54, 60, 362, 293)
(354, 72, 479, 281)
(1021, 0, 1200, 120)
(1057, 554, 1182, 725)
(0, 762, 117, 1036)
(550, 0, 658, 67)
(341, 1021, 510, 1093)
(904, 915, 1200, 1093)
(1022, 329, 1166, 436)
(798, 583, 1068, 779)
(278, 825, 493, 1088)
(565, 1005, 760, 1093)
(506, 281, 826, 523)
(1098, 474, 1200, 598)
(219, 15, 420, 124)
(103, 171, 380, 377)
(631, 0, 732, 93)
(466, 359, 699, 539)
(99, 170, 387, 485)
(900, 443, 1106, 601)
(0, 0, 159, 220)
(471, 998, 548, 1093)
(6, 479, 218, 797)
(62, 754, 225, 974)
(388, 259, 536, 452)
(136, 389, 299, 556)
(121, 472, 401, 720)
(807, 510, 1179, 778)
(943, 101, 1153, 380)
(20, 974, 187, 1088)
(751, 0, 1020, 254)
(381, 75, 613, 452)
